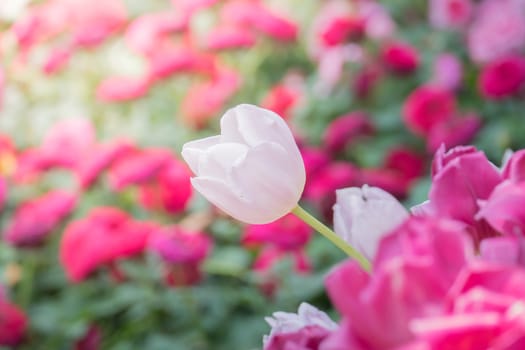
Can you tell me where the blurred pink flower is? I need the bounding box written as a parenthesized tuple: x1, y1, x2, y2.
(0, 300, 27, 347)
(11, 0, 126, 72)
(60, 207, 156, 282)
(243, 213, 312, 251)
(96, 75, 152, 102)
(4, 190, 77, 247)
(402, 85, 456, 136)
(75, 325, 101, 350)
(468, 0, 525, 64)
(205, 25, 257, 50)
(479, 55, 525, 99)
(75, 140, 135, 189)
(358, 147, 425, 199)
(360, 1, 396, 40)
(261, 84, 301, 121)
(148, 47, 214, 80)
(431, 53, 463, 91)
(125, 11, 188, 57)
(320, 17, 365, 47)
(426, 113, 482, 152)
(43, 46, 73, 75)
(253, 246, 311, 276)
(381, 41, 419, 75)
(139, 157, 193, 214)
(13, 118, 97, 181)
(429, 0, 473, 29)
(181, 66, 241, 128)
(322, 111, 374, 153)
(149, 226, 212, 286)
(263, 303, 338, 350)
(221, 1, 297, 42)
(304, 162, 359, 219)
(108, 148, 172, 191)
(300, 147, 330, 181)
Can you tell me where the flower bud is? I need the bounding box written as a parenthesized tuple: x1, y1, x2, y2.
(182, 104, 305, 224)
(333, 185, 408, 259)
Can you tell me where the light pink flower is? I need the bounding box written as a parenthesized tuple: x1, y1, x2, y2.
(468, 0, 525, 64)
(429, 0, 473, 29)
(263, 303, 338, 350)
(182, 104, 306, 224)
(333, 185, 409, 260)
(431, 53, 463, 91)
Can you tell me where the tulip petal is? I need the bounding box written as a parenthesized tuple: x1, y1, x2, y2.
(221, 104, 298, 152)
(181, 136, 221, 174)
(191, 176, 267, 223)
(197, 142, 248, 181)
(230, 142, 305, 223)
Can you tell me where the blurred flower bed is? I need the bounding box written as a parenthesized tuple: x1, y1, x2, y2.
(0, 0, 524, 349)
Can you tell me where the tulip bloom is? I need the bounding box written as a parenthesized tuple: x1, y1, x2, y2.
(182, 104, 305, 224)
(333, 185, 409, 259)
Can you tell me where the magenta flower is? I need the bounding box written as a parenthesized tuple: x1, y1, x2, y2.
(428, 145, 502, 244)
(0, 299, 27, 347)
(322, 112, 374, 154)
(149, 226, 212, 286)
(502, 149, 525, 183)
(108, 148, 172, 191)
(4, 190, 77, 247)
(324, 217, 475, 349)
(477, 181, 525, 236)
(139, 157, 193, 214)
(60, 207, 156, 282)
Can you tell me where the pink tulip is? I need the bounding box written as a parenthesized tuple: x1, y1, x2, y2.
(502, 149, 525, 182)
(428, 145, 501, 244)
(477, 180, 525, 236)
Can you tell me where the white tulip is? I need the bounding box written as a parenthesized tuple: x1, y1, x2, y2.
(333, 185, 409, 259)
(181, 104, 305, 224)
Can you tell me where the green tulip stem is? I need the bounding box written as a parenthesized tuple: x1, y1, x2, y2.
(292, 205, 371, 272)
